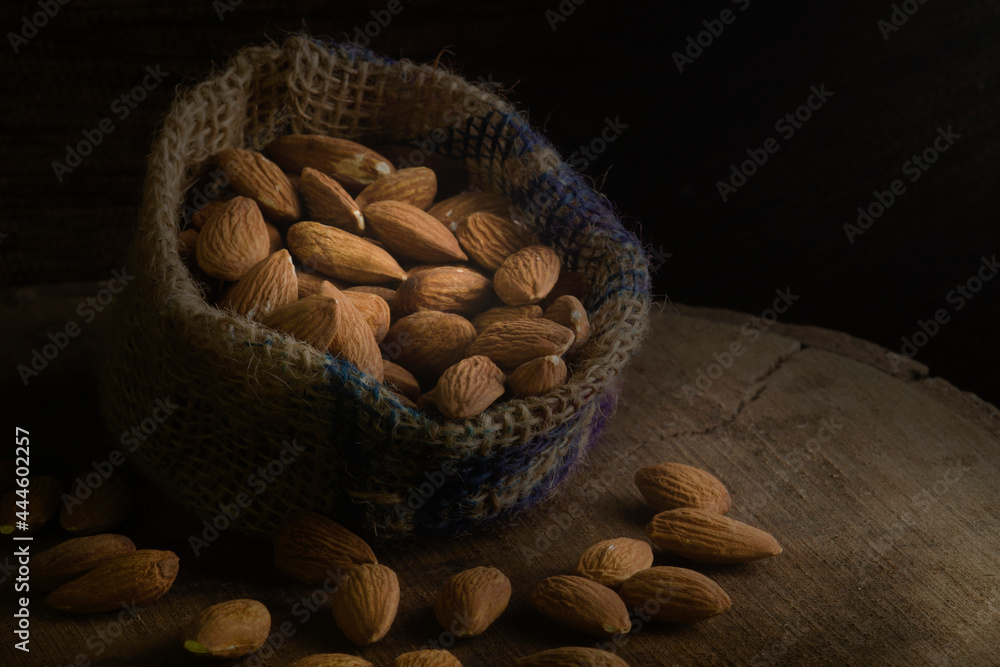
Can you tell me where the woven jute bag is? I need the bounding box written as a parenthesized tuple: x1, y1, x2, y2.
(98, 36, 651, 540)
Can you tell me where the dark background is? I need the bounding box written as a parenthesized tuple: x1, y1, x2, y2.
(3, 0, 997, 404)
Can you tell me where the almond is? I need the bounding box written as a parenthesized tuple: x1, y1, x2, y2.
(395, 267, 494, 315)
(417, 387, 439, 411)
(291, 656, 375, 667)
(59, 473, 132, 536)
(543, 295, 590, 350)
(436, 356, 506, 419)
(381, 359, 421, 402)
(506, 355, 568, 398)
(287, 221, 407, 284)
(297, 270, 348, 298)
(219, 250, 298, 320)
(217, 148, 301, 223)
(0, 475, 62, 535)
(265, 222, 284, 253)
(364, 200, 467, 262)
(427, 192, 511, 232)
(44, 549, 179, 613)
(191, 199, 231, 231)
(394, 650, 463, 667)
(575, 538, 653, 588)
(435, 566, 511, 637)
(529, 575, 631, 637)
(355, 167, 437, 210)
(618, 566, 731, 623)
(456, 211, 533, 271)
(331, 563, 399, 645)
(539, 271, 588, 310)
(183, 598, 271, 658)
(494, 245, 561, 306)
(514, 647, 630, 667)
(273, 511, 377, 584)
(33, 534, 136, 592)
(300, 167, 365, 235)
(470, 304, 543, 333)
(373, 145, 470, 198)
(343, 290, 391, 343)
(196, 197, 270, 281)
(645, 508, 782, 563)
(267, 135, 394, 194)
(467, 319, 574, 370)
(382, 311, 478, 384)
(329, 294, 385, 381)
(634, 462, 732, 514)
(261, 295, 341, 351)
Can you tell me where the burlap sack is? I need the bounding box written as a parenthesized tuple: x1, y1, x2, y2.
(98, 35, 651, 540)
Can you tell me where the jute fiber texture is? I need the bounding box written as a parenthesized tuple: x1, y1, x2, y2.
(98, 35, 651, 540)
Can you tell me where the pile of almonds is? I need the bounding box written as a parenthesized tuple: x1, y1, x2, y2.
(179, 135, 591, 418)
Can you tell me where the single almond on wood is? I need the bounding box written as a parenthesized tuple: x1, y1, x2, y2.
(331, 563, 400, 645)
(219, 250, 298, 320)
(0, 475, 62, 535)
(290, 655, 375, 667)
(618, 566, 731, 623)
(300, 167, 365, 235)
(217, 148, 301, 223)
(381, 360, 421, 402)
(355, 167, 437, 210)
(183, 598, 271, 658)
(273, 511, 377, 584)
(328, 294, 385, 381)
(382, 311, 478, 385)
(196, 197, 270, 281)
(436, 356, 506, 419)
(634, 462, 732, 514)
(470, 304, 543, 332)
(529, 575, 631, 637)
(33, 534, 136, 592)
(514, 647, 630, 667)
(575, 538, 654, 588)
(435, 566, 511, 637)
(267, 135, 394, 194)
(59, 473, 132, 536)
(428, 192, 511, 232)
(456, 211, 533, 272)
(494, 245, 561, 306)
(364, 200, 468, 262)
(646, 508, 782, 563)
(287, 221, 407, 284)
(395, 267, 494, 315)
(43, 549, 179, 613)
(343, 290, 391, 343)
(543, 295, 590, 350)
(467, 319, 574, 370)
(261, 295, 341, 351)
(506, 355, 568, 398)
(394, 650, 463, 667)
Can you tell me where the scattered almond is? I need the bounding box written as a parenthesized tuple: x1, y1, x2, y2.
(59, 473, 132, 536)
(290, 656, 375, 667)
(529, 575, 631, 637)
(183, 598, 271, 658)
(515, 647, 630, 667)
(634, 462, 732, 514)
(575, 537, 654, 588)
(394, 650, 463, 667)
(0, 475, 62, 535)
(646, 508, 782, 563)
(273, 511, 377, 584)
(33, 534, 136, 592)
(331, 563, 400, 645)
(44, 549, 179, 613)
(618, 566, 731, 623)
(434, 566, 511, 637)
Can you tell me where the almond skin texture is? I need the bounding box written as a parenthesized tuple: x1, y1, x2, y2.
(515, 647, 630, 667)
(428, 192, 511, 232)
(290, 655, 375, 667)
(456, 211, 533, 272)
(265, 222, 284, 253)
(393, 650, 463, 667)
(343, 290, 391, 343)
(494, 245, 561, 306)
(266, 135, 394, 194)
(331, 563, 400, 645)
(0, 475, 62, 535)
(364, 200, 468, 263)
(261, 295, 341, 352)
(297, 270, 348, 298)
(395, 267, 495, 315)
(328, 294, 385, 381)
(381, 359, 421, 402)
(43, 549, 179, 613)
(634, 462, 732, 514)
(196, 197, 270, 281)
(355, 167, 437, 210)
(59, 473, 132, 536)
(219, 249, 298, 320)
(506, 355, 568, 398)
(288, 221, 407, 284)
(618, 566, 731, 623)
(467, 319, 575, 370)
(383, 311, 478, 385)
(646, 508, 783, 563)
(217, 148, 301, 223)
(470, 304, 543, 332)
(575, 538, 654, 588)
(435, 566, 511, 637)
(33, 534, 136, 592)
(435, 356, 506, 419)
(530, 575, 631, 637)
(543, 295, 590, 350)
(273, 511, 377, 584)
(183, 598, 271, 658)
(300, 167, 365, 234)
(191, 199, 231, 231)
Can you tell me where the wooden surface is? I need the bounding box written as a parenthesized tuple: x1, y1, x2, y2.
(2, 298, 999, 666)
